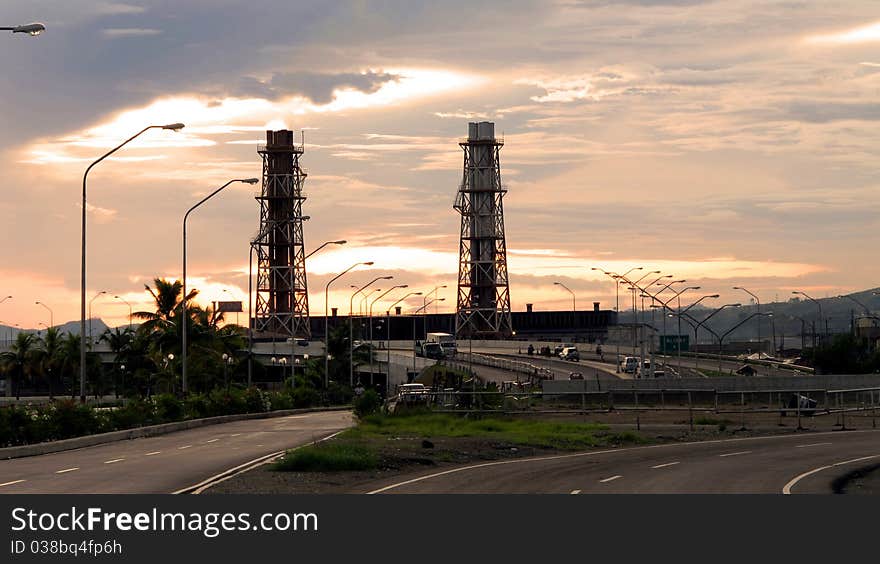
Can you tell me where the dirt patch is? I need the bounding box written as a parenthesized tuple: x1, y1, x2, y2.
(833, 463, 880, 494)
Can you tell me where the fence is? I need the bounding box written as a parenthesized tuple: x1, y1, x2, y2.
(390, 385, 880, 431)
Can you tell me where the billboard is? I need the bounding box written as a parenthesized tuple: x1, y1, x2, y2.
(216, 301, 243, 313)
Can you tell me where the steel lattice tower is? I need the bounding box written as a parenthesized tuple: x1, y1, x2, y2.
(454, 122, 513, 339)
(252, 130, 310, 338)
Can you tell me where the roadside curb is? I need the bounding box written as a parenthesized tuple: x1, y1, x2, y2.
(0, 406, 351, 460)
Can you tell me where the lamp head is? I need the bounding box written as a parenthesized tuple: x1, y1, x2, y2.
(14, 23, 45, 36)
(708, 294, 720, 298)
(161, 123, 185, 131)
(333, 240, 347, 245)
(363, 262, 374, 266)
(242, 178, 259, 184)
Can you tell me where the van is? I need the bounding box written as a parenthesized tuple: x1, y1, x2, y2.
(560, 347, 580, 361)
(620, 357, 639, 373)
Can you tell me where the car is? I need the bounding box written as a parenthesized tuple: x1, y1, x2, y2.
(620, 356, 639, 373)
(568, 372, 584, 380)
(560, 346, 580, 361)
(554, 343, 574, 356)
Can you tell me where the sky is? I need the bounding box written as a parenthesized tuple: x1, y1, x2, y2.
(0, 0, 879, 329)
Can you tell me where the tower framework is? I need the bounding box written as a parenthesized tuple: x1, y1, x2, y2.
(454, 122, 513, 339)
(252, 129, 310, 338)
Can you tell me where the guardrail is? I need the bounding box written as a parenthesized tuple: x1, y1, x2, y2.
(388, 385, 880, 431)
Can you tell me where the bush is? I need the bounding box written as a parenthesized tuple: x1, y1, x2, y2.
(291, 386, 320, 408)
(108, 398, 157, 429)
(154, 394, 184, 422)
(46, 400, 102, 440)
(354, 389, 382, 418)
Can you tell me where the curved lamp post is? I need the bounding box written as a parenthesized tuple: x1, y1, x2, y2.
(553, 282, 576, 312)
(182, 177, 258, 395)
(349, 276, 393, 386)
(35, 301, 53, 328)
(325, 262, 374, 388)
(306, 240, 347, 259)
(88, 290, 107, 348)
(114, 295, 132, 330)
(792, 291, 824, 340)
(717, 312, 773, 374)
(369, 285, 407, 383)
(81, 122, 185, 403)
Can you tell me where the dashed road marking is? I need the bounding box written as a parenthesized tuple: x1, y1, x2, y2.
(145, 451, 161, 456)
(178, 445, 192, 450)
(599, 475, 622, 483)
(205, 439, 219, 444)
(719, 451, 751, 458)
(104, 458, 124, 464)
(570, 489, 581, 494)
(0, 480, 25, 487)
(795, 442, 832, 448)
(651, 462, 680, 469)
(230, 434, 242, 437)
(56, 468, 79, 474)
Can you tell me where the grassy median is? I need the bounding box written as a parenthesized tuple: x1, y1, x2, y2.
(273, 412, 646, 472)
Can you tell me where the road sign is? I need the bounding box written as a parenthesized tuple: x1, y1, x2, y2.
(660, 334, 689, 353)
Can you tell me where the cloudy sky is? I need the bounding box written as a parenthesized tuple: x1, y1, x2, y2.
(1, 0, 878, 328)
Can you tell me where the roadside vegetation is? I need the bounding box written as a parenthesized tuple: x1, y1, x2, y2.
(273, 411, 647, 472)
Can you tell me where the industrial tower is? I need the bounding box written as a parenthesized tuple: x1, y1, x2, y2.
(454, 122, 513, 338)
(252, 129, 310, 338)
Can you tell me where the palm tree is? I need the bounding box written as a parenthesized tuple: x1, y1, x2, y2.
(34, 327, 63, 399)
(0, 332, 38, 399)
(58, 333, 81, 398)
(100, 327, 134, 397)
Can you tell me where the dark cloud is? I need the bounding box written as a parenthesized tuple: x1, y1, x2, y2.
(784, 101, 880, 123)
(235, 71, 400, 104)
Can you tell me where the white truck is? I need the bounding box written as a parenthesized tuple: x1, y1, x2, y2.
(426, 332, 457, 357)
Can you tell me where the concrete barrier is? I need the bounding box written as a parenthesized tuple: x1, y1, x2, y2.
(0, 406, 350, 460)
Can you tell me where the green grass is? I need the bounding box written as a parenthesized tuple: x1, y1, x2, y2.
(349, 412, 645, 450)
(273, 442, 379, 472)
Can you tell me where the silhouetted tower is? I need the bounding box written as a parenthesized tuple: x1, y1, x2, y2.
(454, 122, 513, 338)
(252, 130, 310, 338)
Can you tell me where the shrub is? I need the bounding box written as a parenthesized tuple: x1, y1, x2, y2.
(291, 386, 320, 408)
(273, 442, 378, 472)
(47, 400, 102, 440)
(154, 394, 184, 422)
(108, 398, 157, 429)
(354, 389, 382, 418)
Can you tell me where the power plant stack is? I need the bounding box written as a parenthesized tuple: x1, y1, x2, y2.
(252, 129, 310, 338)
(454, 122, 513, 338)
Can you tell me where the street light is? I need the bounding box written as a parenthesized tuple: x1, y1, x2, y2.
(325, 261, 374, 388)
(305, 240, 347, 260)
(0, 296, 11, 304)
(792, 291, 824, 339)
(35, 301, 53, 328)
(349, 277, 393, 386)
(733, 286, 764, 354)
(717, 312, 773, 375)
(553, 282, 576, 312)
(369, 285, 408, 381)
(593, 268, 624, 371)
(81, 122, 185, 403)
(182, 178, 259, 396)
(412, 298, 445, 372)
(1, 23, 45, 36)
(426, 285, 447, 315)
(386, 292, 423, 382)
(88, 290, 107, 348)
(114, 295, 132, 330)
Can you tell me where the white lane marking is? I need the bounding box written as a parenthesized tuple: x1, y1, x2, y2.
(599, 475, 622, 483)
(284, 415, 310, 420)
(652, 462, 680, 469)
(719, 451, 751, 458)
(55, 468, 79, 474)
(178, 445, 192, 450)
(570, 489, 581, 494)
(367, 428, 880, 494)
(230, 434, 242, 437)
(205, 439, 219, 444)
(783, 453, 880, 494)
(145, 451, 161, 456)
(795, 442, 832, 449)
(0, 479, 26, 487)
(104, 458, 124, 464)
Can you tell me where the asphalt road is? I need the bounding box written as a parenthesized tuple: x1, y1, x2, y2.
(0, 410, 353, 494)
(366, 429, 880, 494)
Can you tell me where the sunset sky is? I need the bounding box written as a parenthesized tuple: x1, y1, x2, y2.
(0, 1, 878, 329)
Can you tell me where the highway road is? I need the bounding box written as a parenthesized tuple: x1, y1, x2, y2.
(367, 429, 880, 494)
(0, 410, 352, 494)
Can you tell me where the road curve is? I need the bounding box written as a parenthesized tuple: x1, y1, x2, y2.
(0, 410, 353, 494)
(366, 429, 880, 494)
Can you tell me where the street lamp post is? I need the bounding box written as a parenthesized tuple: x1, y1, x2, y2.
(426, 285, 447, 316)
(687, 302, 740, 373)
(35, 301, 53, 328)
(369, 285, 408, 383)
(717, 312, 773, 375)
(88, 290, 107, 348)
(81, 122, 185, 403)
(306, 240, 347, 259)
(114, 295, 132, 330)
(349, 276, 393, 386)
(182, 178, 259, 396)
(733, 286, 763, 354)
(412, 299, 444, 372)
(553, 282, 576, 312)
(386, 292, 422, 383)
(592, 268, 623, 371)
(792, 291, 824, 342)
(325, 262, 374, 389)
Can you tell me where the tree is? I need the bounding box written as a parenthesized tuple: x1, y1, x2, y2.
(34, 327, 63, 399)
(0, 332, 38, 399)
